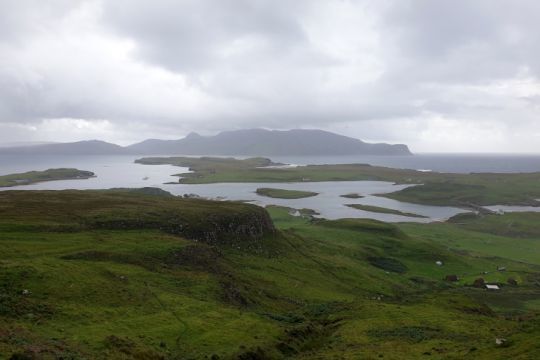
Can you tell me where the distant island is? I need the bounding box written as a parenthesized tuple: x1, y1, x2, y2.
(135, 156, 540, 208)
(0, 168, 95, 187)
(0, 129, 412, 156)
(127, 129, 412, 156)
(345, 204, 428, 218)
(255, 188, 319, 199)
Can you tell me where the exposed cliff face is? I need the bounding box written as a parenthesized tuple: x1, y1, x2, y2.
(86, 204, 276, 246)
(177, 210, 276, 245)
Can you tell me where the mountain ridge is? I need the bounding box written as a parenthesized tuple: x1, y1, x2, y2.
(127, 128, 412, 155)
(0, 140, 127, 155)
(0, 129, 412, 156)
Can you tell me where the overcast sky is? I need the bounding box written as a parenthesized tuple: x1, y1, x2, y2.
(1, 0, 539, 152)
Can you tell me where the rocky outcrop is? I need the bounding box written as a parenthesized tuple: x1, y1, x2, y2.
(85, 199, 275, 247)
(0, 190, 276, 248)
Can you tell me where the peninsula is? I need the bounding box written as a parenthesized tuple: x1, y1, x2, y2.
(0, 168, 95, 187)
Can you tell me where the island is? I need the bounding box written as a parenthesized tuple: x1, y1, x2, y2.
(340, 193, 364, 199)
(346, 204, 428, 218)
(255, 187, 319, 199)
(126, 128, 412, 156)
(136, 156, 540, 208)
(0, 168, 95, 187)
(0, 129, 412, 156)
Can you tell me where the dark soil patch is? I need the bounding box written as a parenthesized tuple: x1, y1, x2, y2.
(459, 303, 495, 317)
(104, 335, 165, 359)
(368, 257, 408, 274)
(236, 347, 269, 360)
(275, 319, 342, 355)
(61, 250, 162, 271)
(0, 266, 54, 320)
(368, 326, 443, 343)
(164, 245, 222, 272)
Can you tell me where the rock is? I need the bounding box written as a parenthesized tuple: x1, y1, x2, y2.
(473, 278, 485, 288)
(507, 277, 518, 286)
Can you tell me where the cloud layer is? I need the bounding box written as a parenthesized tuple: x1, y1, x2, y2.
(0, 0, 539, 152)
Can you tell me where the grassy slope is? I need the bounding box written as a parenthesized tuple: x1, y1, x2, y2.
(0, 168, 95, 187)
(1, 191, 540, 358)
(256, 188, 318, 199)
(346, 204, 428, 218)
(136, 156, 540, 207)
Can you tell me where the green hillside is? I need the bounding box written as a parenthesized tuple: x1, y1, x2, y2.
(1, 190, 540, 358)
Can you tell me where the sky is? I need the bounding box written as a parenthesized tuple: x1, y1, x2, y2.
(1, 0, 539, 153)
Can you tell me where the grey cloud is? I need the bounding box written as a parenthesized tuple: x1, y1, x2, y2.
(102, 0, 312, 71)
(383, 0, 540, 81)
(0, 0, 83, 42)
(0, 0, 539, 152)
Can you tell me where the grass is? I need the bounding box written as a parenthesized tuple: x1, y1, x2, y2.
(136, 156, 540, 207)
(1, 190, 540, 358)
(256, 187, 318, 199)
(402, 212, 540, 266)
(0, 189, 274, 249)
(346, 204, 428, 218)
(384, 181, 539, 207)
(0, 168, 95, 187)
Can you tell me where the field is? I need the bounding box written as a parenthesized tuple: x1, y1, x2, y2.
(0, 168, 95, 187)
(1, 189, 540, 358)
(345, 204, 428, 218)
(136, 156, 540, 207)
(256, 188, 319, 199)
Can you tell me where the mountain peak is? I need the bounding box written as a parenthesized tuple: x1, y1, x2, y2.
(185, 132, 202, 139)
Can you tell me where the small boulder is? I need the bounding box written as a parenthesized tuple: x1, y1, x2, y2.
(507, 277, 518, 286)
(473, 278, 485, 288)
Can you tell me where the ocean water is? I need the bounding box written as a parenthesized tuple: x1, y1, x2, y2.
(2, 153, 540, 176)
(1, 153, 539, 222)
(269, 153, 540, 173)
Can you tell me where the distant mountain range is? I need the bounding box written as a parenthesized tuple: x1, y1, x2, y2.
(0, 129, 412, 156)
(0, 140, 125, 155)
(0, 141, 58, 148)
